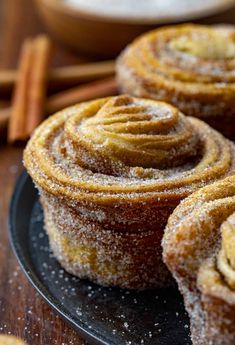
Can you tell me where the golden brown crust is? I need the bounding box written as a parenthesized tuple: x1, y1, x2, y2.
(41, 192, 171, 289)
(24, 95, 235, 205)
(163, 176, 235, 344)
(117, 24, 235, 139)
(24, 95, 235, 289)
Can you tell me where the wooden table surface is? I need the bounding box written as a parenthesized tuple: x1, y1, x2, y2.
(1, 1, 235, 345)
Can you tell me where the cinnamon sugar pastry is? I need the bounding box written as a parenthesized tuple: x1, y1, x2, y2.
(117, 24, 235, 139)
(24, 95, 235, 289)
(163, 176, 235, 344)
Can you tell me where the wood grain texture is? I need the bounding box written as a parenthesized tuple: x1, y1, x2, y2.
(0, 0, 87, 344)
(0, 1, 235, 345)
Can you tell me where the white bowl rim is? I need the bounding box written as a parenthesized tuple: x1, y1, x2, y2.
(39, 0, 235, 25)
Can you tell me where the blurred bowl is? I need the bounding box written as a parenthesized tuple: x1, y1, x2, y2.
(34, 0, 235, 58)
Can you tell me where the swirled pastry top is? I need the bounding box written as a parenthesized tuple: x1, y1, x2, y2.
(24, 95, 235, 205)
(218, 213, 235, 290)
(117, 24, 235, 94)
(163, 176, 235, 302)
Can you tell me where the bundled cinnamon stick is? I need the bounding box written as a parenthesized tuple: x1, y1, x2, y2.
(8, 38, 33, 142)
(8, 35, 52, 143)
(0, 60, 115, 94)
(46, 77, 117, 114)
(26, 35, 52, 135)
(6, 35, 118, 143)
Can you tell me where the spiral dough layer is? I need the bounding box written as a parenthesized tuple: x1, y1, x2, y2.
(117, 24, 235, 138)
(24, 95, 235, 289)
(163, 176, 235, 345)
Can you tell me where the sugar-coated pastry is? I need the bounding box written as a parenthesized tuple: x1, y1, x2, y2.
(24, 95, 235, 289)
(117, 24, 235, 139)
(163, 176, 235, 345)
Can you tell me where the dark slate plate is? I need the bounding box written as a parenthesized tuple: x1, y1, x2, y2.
(9, 171, 191, 345)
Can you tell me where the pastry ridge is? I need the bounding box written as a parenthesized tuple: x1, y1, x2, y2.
(117, 24, 235, 139)
(163, 176, 235, 344)
(24, 95, 235, 289)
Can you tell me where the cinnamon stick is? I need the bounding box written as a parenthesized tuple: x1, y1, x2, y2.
(1, 77, 118, 137)
(0, 107, 10, 132)
(26, 35, 51, 135)
(8, 39, 33, 143)
(0, 101, 10, 131)
(46, 77, 118, 114)
(7, 35, 52, 142)
(0, 60, 115, 94)
(49, 60, 115, 88)
(0, 70, 16, 93)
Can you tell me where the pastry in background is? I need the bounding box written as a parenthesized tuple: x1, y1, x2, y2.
(163, 176, 235, 345)
(117, 24, 235, 139)
(24, 95, 235, 289)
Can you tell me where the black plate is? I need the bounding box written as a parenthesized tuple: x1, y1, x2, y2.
(9, 172, 191, 345)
